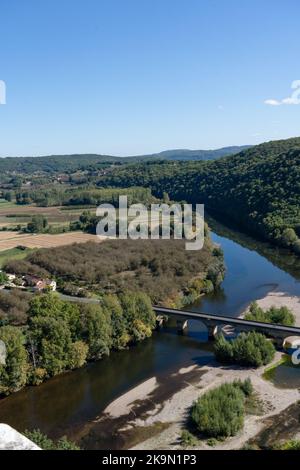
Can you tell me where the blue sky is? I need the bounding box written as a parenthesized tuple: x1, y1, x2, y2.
(0, 0, 299, 156)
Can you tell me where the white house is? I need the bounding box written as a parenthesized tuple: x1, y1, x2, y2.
(46, 279, 57, 291)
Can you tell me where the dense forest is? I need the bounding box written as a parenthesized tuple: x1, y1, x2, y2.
(97, 137, 300, 255)
(4, 238, 225, 307)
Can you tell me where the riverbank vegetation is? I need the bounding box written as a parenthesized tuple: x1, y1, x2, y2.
(214, 332, 275, 367)
(0, 291, 155, 396)
(245, 302, 295, 326)
(4, 238, 225, 306)
(191, 379, 253, 438)
(24, 429, 80, 450)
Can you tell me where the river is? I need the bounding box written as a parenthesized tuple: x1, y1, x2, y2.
(1, 219, 300, 448)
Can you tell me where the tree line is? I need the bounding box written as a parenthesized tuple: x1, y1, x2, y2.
(15, 186, 155, 207)
(0, 291, 155, 396)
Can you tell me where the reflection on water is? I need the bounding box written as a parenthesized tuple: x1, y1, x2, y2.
(191, 221, 300, 316)
(1, 220, 300, 443)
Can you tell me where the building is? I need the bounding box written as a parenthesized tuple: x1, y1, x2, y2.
(24, 275, 56, 292)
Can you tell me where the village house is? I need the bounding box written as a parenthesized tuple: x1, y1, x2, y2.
(24, 275, 57, 292)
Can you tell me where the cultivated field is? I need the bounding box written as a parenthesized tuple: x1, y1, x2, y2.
(0, 201, 96, 228)
(0, 231, 104, 251)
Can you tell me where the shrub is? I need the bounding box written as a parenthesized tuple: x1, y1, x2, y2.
(273, 440, 300, 450)
(214, 332, 275, 367)
(245, 302, 295, 326)
(24, 429, 80, 450)
(180, 430, 198, 447)
(191, 381, 252, 438)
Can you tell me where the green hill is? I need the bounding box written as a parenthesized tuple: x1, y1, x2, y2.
(99, 137, 300, 255)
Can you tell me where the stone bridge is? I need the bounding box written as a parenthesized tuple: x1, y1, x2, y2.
(153, 306, 300, 346)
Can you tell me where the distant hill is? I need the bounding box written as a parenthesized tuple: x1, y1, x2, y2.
(0, 154, 119, 174)
(137, 145, 252, 161)
(0, 146, 251, 174)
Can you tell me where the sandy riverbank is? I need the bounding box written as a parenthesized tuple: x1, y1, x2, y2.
(84, 351, 299, 450)
(130, 352, 300, 450)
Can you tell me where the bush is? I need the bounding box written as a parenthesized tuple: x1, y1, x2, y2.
(191, 380, 252, 438)
(24, 429, 80, 450)
(245, 302, 295, 326)
(214, 332, 275, 367)
(237, 377, 253, 396)
(273, 440, 300, 450)
(180, 430, 198, 447)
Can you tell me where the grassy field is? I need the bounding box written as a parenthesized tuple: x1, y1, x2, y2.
(0, 246, 33, 268)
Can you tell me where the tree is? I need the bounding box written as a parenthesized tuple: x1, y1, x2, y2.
(79, 304, 112, 360)
(0, 326, 28, 395)
(28, 293, 81, 339)
(101, 295, 129, 349)
(281, 228, 297, 247)
(27, 215, 48, 233)
(119, 292, 155, 343)
(68, 340, 89, 369)
(28, 315, 74, 376)
(4, 191, 12, 202)
(0, 272, 8, 285)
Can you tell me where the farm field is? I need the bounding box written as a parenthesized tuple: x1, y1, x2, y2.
(0, 201, 96, 228)
(0, 231, 104, 251)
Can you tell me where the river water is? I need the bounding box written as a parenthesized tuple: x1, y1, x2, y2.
(1, 220, 300, 447)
